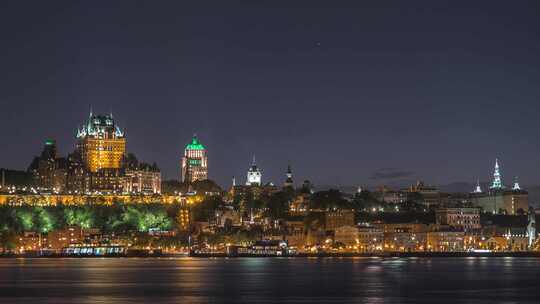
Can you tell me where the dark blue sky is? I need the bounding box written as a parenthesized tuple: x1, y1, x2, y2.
(1, 1, 539, 188)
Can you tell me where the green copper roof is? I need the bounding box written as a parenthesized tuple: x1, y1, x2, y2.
(186, 136, 206, 150)
(45, 139, 55, 146)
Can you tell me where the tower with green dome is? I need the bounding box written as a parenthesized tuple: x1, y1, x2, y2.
(181, 135, 208, 183)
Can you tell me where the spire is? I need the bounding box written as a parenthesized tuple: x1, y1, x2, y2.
(490, 158, 504, 190)
(284, 164, 294, 187)
(89, 106, 93, 118)
(512, 176, 521, 191)
(474, 179, 482, 193)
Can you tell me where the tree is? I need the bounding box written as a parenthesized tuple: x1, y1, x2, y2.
(265, 191, 290, 220)
(34, 207, 55, 233)
(311, 189, 351, 210)
(0, 230, 18, 253)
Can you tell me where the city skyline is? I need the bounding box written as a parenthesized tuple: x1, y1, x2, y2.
(0, 107, 536, 188)
(1, 2, 539, 188)
(1, 3, 540, 303)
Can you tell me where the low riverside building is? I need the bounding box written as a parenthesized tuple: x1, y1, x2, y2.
(485, 227, 530, 252)
(382, 223, 428, 252)
(357, 225, 384, 252)
(284, 220, 307, 248)
(426, 229, 465, 252)
(435, 207, 481, 231)
(17, 232, 45, 253)
(334, 225, 359, 246)
(46, 227, 101, 250)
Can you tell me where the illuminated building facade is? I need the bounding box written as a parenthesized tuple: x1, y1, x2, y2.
(181, 135, 208, 183)
(471, 159, 529, 214)
(177, 208, 190, 231)
(124, 168, 161, 194)
(435, 207, 481, 231)
(246, 157, 262, 186)
(76, 112, 126, 173)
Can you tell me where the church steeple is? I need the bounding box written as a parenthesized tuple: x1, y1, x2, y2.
(284, 164, 294, 188)
(490, 158, 504, 190)
(512, 176, 521, 191)
(246, 156, 262, 186)
(473, 179, 482, 193)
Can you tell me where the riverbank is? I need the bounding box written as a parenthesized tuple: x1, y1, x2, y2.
(190, 251, 540, 258)
(2, 251, 540, 258)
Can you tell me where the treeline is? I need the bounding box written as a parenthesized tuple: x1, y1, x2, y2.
(0, 204, 176, 234)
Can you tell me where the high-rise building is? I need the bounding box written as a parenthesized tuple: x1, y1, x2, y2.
(76, 112, 126, 173)
(246, 157, 262, 186)
(28, 139, 68, 192)
(181, 135, 208, 183)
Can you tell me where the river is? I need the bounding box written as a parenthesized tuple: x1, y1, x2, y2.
(0, 257, 538, 303)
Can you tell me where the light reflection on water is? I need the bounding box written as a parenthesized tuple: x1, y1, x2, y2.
(0, 257, 539, 304)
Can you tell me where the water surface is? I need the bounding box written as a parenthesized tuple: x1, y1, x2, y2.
(0, 257, 538, 303)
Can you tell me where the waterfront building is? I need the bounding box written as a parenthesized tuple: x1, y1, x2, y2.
(426, 230, 465, 252)
(357, 225, 384, 252)
(283, 220, 306, 247)
(181, 135, 208, 183)
(486, 228, 529, 251)
(333, 225, 359, 246)
(76, 112, 126, 173)
(16, 232, 45, 253)
(46, 226, 85, 250)
(381, 223, 428, 252)
(435, 207, 481, 231)
(245, 157, 262, 186)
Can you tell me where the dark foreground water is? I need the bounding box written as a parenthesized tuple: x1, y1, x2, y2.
(0, 257, 539, 303)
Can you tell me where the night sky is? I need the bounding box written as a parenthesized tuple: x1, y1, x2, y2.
(1, 1, 539, 189)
